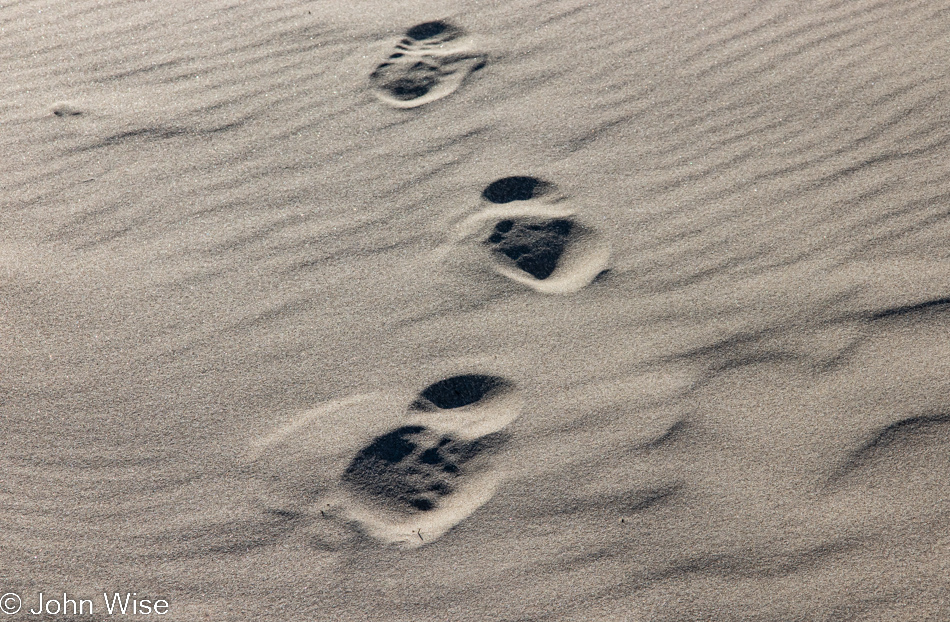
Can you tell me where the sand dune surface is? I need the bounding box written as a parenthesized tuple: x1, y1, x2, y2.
(3, 0, 950, 619)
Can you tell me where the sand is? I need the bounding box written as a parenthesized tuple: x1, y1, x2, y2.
(2, 0, 949, 619)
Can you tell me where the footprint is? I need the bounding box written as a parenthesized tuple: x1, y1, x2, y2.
(454, 177, 611, 294)
(339, 374, 521, 546)
(370, 20, 486, 109)
(252, 374, 522, 548)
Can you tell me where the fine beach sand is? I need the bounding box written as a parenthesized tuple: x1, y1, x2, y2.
(3, 0, 950, 619)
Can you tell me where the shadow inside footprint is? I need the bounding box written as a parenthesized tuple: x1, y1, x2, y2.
(415, 374, 506, 410)
(406, 20, 461, 43)
(354, 425, 424, 464)
(482, 176, 552, 203)
(484, 218, 573, 280)
(342, 426, 493, 513)
(371, 60, 441, 101)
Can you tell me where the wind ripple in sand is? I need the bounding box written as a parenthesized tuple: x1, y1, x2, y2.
(833, 414, 950, 482)
(370, 20, 487, 109)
